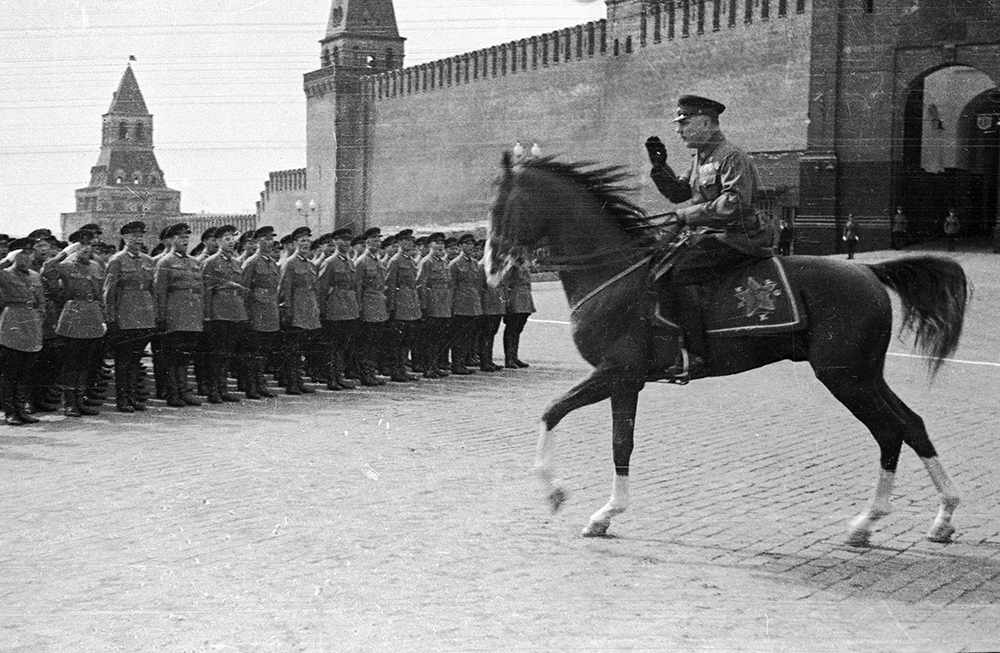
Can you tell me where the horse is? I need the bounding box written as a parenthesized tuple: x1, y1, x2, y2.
(484, 152, 970, 546)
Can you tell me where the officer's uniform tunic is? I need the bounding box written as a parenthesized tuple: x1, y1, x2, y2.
(154, 251, 204, 367)
(202, 251, 249, 397)
(316, 252, 360, 384)
(354, 250, 389, 377)
(46, 258, 107, 391)
(104, 249, 156, 407)
(478, 259, 506, 370)
(385, 251, 421, 376)
(278, 253, 321, 389)
(0, 266, 45, 418)
(416, 253, 453, 371)
(240, 250, 281, 394)
(448, 253, 484, 371)
(502, 262, 535, 367)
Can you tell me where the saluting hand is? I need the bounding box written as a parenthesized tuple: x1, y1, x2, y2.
(645, 136, 667, 168)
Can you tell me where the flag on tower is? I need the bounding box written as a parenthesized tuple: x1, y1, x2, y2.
(129, 55, 137, 61)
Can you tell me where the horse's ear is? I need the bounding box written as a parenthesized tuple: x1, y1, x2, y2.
(502, 150, 514, 173)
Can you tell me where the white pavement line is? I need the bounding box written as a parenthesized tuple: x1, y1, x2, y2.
(528, 319, 1000, 369)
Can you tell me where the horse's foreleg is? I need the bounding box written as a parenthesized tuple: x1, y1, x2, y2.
(536, 368, 622, 514)
(847, 468, 895, 547)
(583, 387, 640, 537)
(922, 456, 961, 543)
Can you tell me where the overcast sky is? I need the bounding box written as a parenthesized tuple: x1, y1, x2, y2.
(0, 0, 607, 235)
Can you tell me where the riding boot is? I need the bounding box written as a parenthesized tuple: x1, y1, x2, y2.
(153, 355, 167, 400)
(114, 358, 134, 412)
(512, 333, 529, 368)
(3, 378, 26, 425)
(254, 357, 277, 398)
(218, 358, 241, 402)
(76, 376, 100, 416)
(63, 388, 83, 417)
(15, 384, 40, 420)
(32, 385, 60, 413)
(503, 331, 517, 368)
(661, 284, 708, 381)
(165, 366, 186, 408)
(176, 365, 203, 406)
(130, 358, 148, 411)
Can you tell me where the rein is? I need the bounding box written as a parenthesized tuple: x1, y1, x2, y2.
(568, 254, 654, 314)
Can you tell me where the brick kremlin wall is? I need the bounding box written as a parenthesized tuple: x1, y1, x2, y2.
(363, 6, 812, 228)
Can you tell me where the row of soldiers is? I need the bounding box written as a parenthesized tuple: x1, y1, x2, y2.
(0, 223, 536, 426)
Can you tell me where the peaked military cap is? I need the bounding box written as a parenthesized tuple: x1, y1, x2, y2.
(80, 223, 103, 235)
(380, 235, 396, 248)
(158, 227, 170, 241)
(414, 236, 429, 246)
(189, 242, 205, 257)
(164, 223, 192, 239)
(27, 228, 52, 240)
(426, 232, 446, 244)
(457, 233, 476, 245)
(672, 95, 726, 122)
(315, 232, 334, 246)
(237, 231, 254, 246)
(279, 234, 295, 246)
(150, 242, 165, 257)
(290, 226, 312, 241)
(0, 234, 9, 244)
(68, 229, 95, 244)
(253, 226, 276, 239)
(362, 227, 381, 240)
(395, 229, 414, 241)
(331, 228, 353, 241)
(200, 227, 218, 241)
(444, 237, 458, 247)
(350, 235, 365, 247)
(120, 221, 147, 235)
(8, 237, 35, 251)
(214, 224, 238, 238)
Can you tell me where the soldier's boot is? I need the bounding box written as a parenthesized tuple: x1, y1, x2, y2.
(3, 378, 27, 426)
(115, 358, 135, 412)
(62, 388, 83, 417)
(165, 367, 186, 408)
(242, 355, 263, 400)
(503, 331, 518, 369)
(253, 357, 277, 398)
(284, 356, 304, 395)
(14, 385, 40, 422)
(511, 334, 529, 368)
(479, 337, 500, 372)
(153, 355, 167, 400)
(130, 359, 148, 411)
(322, 354, 343, 391)
(76, 375, 101, 416)
(218, 359, 241, 403)
(31, 385, 60, 412)
(295, 361, 316, 393)
(659, 284, 708, 383)
(176, 366, 203, 406)
(205, 356, 223, 404)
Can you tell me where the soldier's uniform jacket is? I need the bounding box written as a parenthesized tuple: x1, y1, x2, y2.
(479, 260, 507, 316)
(202, 251, 249, 322)
(384, 252, 421, 321)
(241, 251, 280, 332)
(651, 131, 771, 256)
(449, 253, 483, 317)
(278, 254, 321, 330)
(0, 267, 45, 352)
(316, 253, 360, 321)
(45, 259, 107, 339)
(37, 259, 64, 340)
(416, 253, 453, 319)
(154, 252, 204, 333)
(355, 250, 389, 323)
(504, 264, 536, 315)
(104, 249, 156, 330)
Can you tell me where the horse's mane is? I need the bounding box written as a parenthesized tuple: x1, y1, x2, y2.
(503, 155, 659, 247)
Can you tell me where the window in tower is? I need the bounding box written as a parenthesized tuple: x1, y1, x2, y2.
(625, 36, 632, 53)
(385, 48, 394, 68)
(135, 122, 144, 143)
(119, 121, 128, 140)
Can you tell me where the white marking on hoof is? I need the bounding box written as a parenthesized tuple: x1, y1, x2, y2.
(927, 520, 956, 543)
(846, 516, 874, 547)
(582, 519, 611, 537)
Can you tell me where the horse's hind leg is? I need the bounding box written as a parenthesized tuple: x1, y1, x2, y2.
(815, 368, 959, 545)
(582, 387, 640, 537)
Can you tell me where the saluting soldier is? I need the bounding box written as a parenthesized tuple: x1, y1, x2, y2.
(315, 228, 359, 391)
(415, 232, 453, 378)
(26, 229, 64, 413)
(354, 227, 389, 386)
(448, 233, 483, 375)
(478, 246, 506, 372)
(445, 237, 460, 261)
(240, 226, 280, 399)
(201, 224, 249, 403)
(384, 229, 421, 382)
(278, 226, 321, 394)
(154, 223, 204, 408)
(103, 221, 156, 412)
(44, 231, 108, 417)
(0, 238, 45, 425)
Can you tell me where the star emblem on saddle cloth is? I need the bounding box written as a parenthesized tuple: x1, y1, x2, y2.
(734, 276, 782, 320)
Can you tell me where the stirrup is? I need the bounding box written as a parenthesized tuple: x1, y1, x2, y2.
(663, 348, 693, 385)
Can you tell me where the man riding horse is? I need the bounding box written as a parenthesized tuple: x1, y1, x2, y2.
(646, 95, 774, 381)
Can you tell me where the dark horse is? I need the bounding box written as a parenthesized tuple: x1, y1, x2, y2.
(485, 153, 969, 545)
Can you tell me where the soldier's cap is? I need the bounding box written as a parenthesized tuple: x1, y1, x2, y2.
(457, 233, 476, 245)
(7, 237, 36, 251)
(119, 221, 147, 236)
(237, 231, 254, 245)
(253, 226, 276, 239)
(350, 235, 365, 247)
(362, 227, 381, 240)
(380, 236, 396, 248)
(331, 228, 353, 241)
(0, 233, 9, 244)
(414, 236, 429, 246)
(80, 223, 103, 235)
(68, 229, 96, 244)
(315, 233, 334, 246)
(444, 237, 458, 247)
(394, 229, 415, 241)
(27, 228, 52, 240)
(290, 226, 312, 241)
(189, 242, 205, 257)
(164, 223, 192, 239)
(671, 95, 726, 122)
(200, 227, 218, 241)
(476, 238, 487, 247)
(158, 227, 170, 241)
(426, 232, 446, 244)
(214, 224, 238, 238)
(150, 242, 165, 257)
(279, 234, 295, 246)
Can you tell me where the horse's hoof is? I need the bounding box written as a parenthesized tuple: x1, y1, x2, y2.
(581, 521, 610, 537)
(845, 531, 871, 548)
(927, 523, 955, 543)
(548, 487, 568, 513)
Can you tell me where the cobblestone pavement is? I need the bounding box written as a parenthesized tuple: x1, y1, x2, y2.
(1, 249, 999, 652)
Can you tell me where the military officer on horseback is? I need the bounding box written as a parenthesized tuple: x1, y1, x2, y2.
(646, 94, 773, 381)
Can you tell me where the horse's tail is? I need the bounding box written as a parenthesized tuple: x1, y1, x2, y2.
(866, 256, 970, 375)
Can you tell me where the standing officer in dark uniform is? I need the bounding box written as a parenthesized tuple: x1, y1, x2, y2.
(240, 226, 280, 399)
(384, 229, 421, 382)
(44, 231, 108, 417)
(647, 94, 772, 379)
(478, 250, 505, 372)
(354, 227, 389, 386)
(416, 232, 453, 378)
(154, 223, 204, 408)
(448, 233, 483, 375)
(201, 224, 248, 403)
(0, 238, 45, 425)
(103, 221, 156, 412)
(315, 228, 360, 391)
(278, 226, 321, 394)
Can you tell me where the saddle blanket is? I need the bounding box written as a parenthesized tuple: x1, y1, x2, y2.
(703, 257, 807, 337)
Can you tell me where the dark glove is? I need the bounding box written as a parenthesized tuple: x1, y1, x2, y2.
(645, 136, 667, 168)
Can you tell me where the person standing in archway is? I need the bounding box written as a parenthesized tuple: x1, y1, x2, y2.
(891, 206, 908, 250)
(943, 208, 960, 253)
(843, 214, 860, 259)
